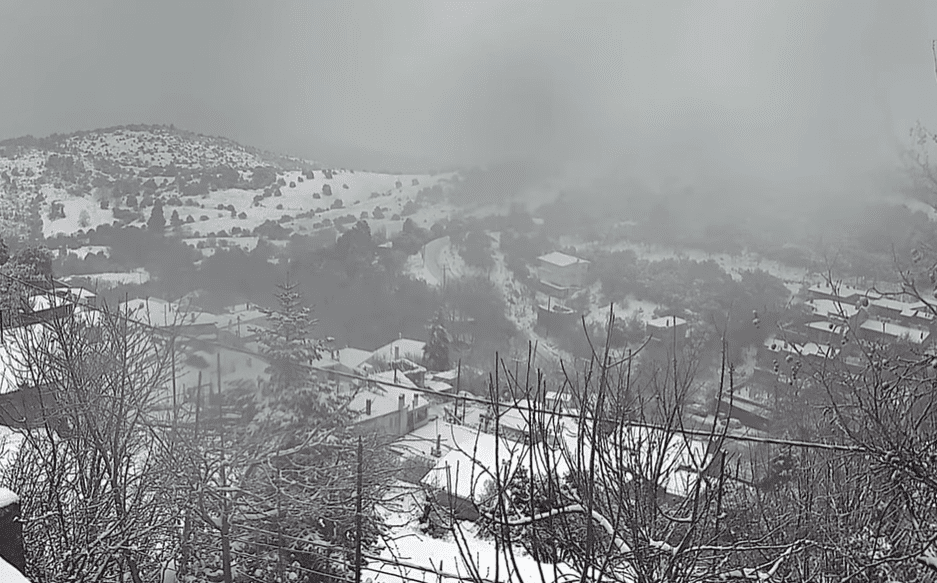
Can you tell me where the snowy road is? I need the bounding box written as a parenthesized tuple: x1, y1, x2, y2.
(422, 236, 449, 286)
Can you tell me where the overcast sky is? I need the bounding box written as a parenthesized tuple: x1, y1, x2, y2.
(1, 0, 936, 184)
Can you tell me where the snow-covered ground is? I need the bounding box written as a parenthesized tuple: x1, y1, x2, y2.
(373, 481, 578, 583)
(66, 268, 150, 287)
(586, 295, 661, 327)
(406, 236, 470, 287)
(567, 237, 812, 285)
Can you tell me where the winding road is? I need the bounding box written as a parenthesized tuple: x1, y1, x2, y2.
(421, 236, 450, 286)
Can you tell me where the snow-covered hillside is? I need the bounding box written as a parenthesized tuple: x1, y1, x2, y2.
(0, 125, 460, 245)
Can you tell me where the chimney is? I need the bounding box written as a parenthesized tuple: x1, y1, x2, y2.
(398, 394, 405, 410)
(395, 345, 400, 360)
(365, 399, 372, 416)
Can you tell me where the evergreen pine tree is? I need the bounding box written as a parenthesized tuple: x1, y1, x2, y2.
(147, 199, 166, 231)
(423, 310, 451, 371)
(251, 273, 346, 434)
(170, 208, 182, 227)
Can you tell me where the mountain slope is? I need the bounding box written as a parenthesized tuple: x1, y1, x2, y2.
(0, 125, 457, 243)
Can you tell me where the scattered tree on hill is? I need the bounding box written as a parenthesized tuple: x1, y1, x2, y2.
(170, 209, 182, 227)
(322, 183, 332, 197)
(147, 199, 165, 231)
(423, 310, 450, 371)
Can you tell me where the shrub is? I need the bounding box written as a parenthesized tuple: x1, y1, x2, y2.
(401, 199, 419, 216)
(200, 215, 209, 221)
(412, 178, 419, 186)
(342, 183, 349, 189)
(289, 181, 296, 188)
(238, 212, 247, 219)
(276, 204, 283, 210)
(395, 180, 403, 188)
(313, 192, 321, 199)
(322, 184, 332, 197)
(331, 199, 344, 210)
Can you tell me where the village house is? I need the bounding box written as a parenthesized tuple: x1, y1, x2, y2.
(365, 337, 426, 368)
(535, 251, 590, 298)
(349, 371, 430, 437)
(646, 315, 688, 348)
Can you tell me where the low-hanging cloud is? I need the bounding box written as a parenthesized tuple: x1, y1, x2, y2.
(0, 0, 935, 188)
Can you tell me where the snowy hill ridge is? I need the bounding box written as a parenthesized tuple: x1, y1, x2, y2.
(0, 124, 458, 246)
(0, 124, 316, 173)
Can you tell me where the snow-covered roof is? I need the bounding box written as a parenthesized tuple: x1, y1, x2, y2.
(537, 251, 588, 268)
(807, 283, 879, 301)
(0, 323, 49, 394)
(805, 320, 846, 335)
(26, 293, 70, 311)
(0, 487, 19, 508)
(337, 347, 373, 371)
(431, 368, 460, 381)
(369, 369, 418, 389)
(424, 379, 453, 394)
(860, 319, 930, 344)
(763, 336, 838, 359)
(807, 298, 859, 319)
(647, 315, 687, 328)
(421, 430, 553, 503)
(350, 376, 423, 421)
(368, 338, 426, 364)
(869, 297, 923, 313)
(562, 424, 710, 499)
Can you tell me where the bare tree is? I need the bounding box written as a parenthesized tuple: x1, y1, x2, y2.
(0, 301, 178, 582)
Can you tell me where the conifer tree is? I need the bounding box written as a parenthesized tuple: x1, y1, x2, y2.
(251, 273, 346, 433)
(423, 309, 451, 371)
(147, 199, 165, 231)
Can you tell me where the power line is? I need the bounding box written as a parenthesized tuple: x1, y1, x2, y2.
(0, 269, 866, 453)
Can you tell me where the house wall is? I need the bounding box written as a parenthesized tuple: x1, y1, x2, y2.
(354, 403, 430, 437)
(538, 261, 588, 288)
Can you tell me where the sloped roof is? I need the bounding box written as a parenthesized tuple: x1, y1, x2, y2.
(368, 338, 426, 365)
(337, 347, 373, 371)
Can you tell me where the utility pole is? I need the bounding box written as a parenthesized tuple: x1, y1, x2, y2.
(217, 352, 232, 583)
(354, 436, 364, 583)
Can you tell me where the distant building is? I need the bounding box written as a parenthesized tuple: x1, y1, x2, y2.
(536, 251, 590, 297)
(806, 283, 879, 305)
(366, 337, 426, 367)
(646, 316, 688, 345)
